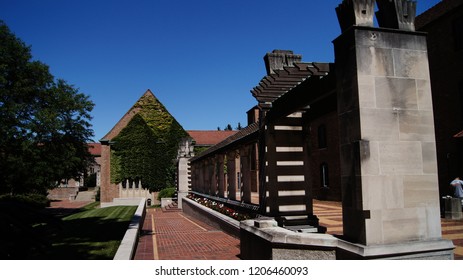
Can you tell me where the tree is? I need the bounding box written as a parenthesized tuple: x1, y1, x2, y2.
(0, 21, 94, 195)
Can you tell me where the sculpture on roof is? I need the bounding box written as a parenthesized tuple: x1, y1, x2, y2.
(336, 0, 417, 32)
(376, 0, 417, 31)
(336, 0, 376, 32)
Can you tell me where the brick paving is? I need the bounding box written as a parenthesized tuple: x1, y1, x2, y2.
(313, 200, 463, 260)
(48, 199, 463, 260)
(134, 208, 240, 260)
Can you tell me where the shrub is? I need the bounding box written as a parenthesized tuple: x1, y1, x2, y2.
(0, 193, 49, 208)
(158, 187, 176, 199)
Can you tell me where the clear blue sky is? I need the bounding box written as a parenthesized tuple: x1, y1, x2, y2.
(1, 0, 441, 141)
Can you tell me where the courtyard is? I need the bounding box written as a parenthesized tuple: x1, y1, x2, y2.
(122, 200, 463, 260)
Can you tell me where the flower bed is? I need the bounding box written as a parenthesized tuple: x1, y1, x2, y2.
(187, 193, 253, 221)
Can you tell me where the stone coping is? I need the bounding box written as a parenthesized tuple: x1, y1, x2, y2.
(106, 198, 146, 260)
(241, 218, 455, 260)
(182, 197, 455, 259)
(241, 219, 338, 249)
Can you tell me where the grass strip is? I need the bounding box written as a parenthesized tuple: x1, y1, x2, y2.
(45, 205, 137, 260)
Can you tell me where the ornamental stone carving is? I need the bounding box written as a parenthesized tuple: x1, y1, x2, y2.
(336, 0, 376, 32)
(376, 0, 417, 31)
(336, 0, 417, 32)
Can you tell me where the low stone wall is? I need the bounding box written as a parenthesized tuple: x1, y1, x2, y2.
(182, 196, 240, 238)
(241, 219, 455, 260)
(47, 187, 79, 201)
(183, 196, 455, 260)
(106, 198, 146, 260)
(240, 219, 338, 260)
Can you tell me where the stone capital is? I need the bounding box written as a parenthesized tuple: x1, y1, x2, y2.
(336, 0, 375, 32)
(376, 0, 417, 31)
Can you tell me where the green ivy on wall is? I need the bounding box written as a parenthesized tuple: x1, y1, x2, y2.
(110, 92, 188, 192)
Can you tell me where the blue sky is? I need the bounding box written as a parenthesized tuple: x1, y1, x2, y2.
(1, 0, 441, 141)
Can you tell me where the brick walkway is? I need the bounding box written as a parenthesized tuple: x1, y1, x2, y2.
(135, 200, 463, 260)
(134, 208, 240, 260)
(48, 199, 463, 260)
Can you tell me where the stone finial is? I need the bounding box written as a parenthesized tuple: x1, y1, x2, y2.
(376, 0, 417, 31)
(336, 0, 375, 32)
(264, 50, 302, 75)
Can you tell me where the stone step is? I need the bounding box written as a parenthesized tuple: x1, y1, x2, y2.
(75, 191, 95, 202)
(162, 202, 181, 212)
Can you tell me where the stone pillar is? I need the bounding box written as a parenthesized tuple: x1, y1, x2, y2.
(227, 151, 237, 200)
(211, 157, 218, 196)
(240, 146, 252, 203)
(217, 154, 225, 198)
(206, 157, 214, 195)
(258, 112, 318, 227)
(100, 142, 118, 203)
(333, 0, 453, 258)
(177, 157, 190, 208)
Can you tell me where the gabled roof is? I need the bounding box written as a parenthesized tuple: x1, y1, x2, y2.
(187, 130, 237, 146)
(190, 123, 259, 162)
(100, 90, 151, 142)
(100, 89, 187, 143)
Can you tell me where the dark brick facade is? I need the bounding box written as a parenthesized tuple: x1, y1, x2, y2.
(416, 0, 463, 196)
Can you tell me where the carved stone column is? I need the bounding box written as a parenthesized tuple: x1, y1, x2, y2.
(333, 0, 453, 259)
(376, 0, 416, 31)
(217, 154, 225, 198)
(240, 145, 252, 203)
(226, 151, 237, 200)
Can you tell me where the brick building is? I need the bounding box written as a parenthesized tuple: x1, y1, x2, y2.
(415, 0, 463, 195)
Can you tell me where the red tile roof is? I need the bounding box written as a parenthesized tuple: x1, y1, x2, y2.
(88, 143, 102, 156)
(187, 130, 237, 146)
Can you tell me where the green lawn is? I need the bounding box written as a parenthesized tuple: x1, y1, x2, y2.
(0, 201, 137, 260)
(45, 205, 137, 260)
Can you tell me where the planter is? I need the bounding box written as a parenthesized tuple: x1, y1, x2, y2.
(182, 196, 240, 238)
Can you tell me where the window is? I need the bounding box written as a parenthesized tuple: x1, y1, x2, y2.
(318, 124, 327, 149)
(320, 163, 329, 188)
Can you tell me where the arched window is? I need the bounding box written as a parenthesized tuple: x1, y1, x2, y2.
(320, 163, 329, 188)
(318, 124, 327, 149)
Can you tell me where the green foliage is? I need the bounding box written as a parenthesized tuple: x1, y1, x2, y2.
(193, 145, 210, 156)
(0, 193, 49, 209)
(110, 92, 188, 192)
(158, 187, 176, 199)
(0, 198, 134, 259)
(47, 206, 137, 260)
(0, 21, 94, 195)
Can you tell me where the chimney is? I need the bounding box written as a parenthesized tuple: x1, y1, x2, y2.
(264, 50, 302, 75)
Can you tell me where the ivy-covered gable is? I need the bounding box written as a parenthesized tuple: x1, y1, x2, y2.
(110, 90, 188, 191)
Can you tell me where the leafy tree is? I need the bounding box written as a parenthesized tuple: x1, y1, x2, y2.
(0, 21, 94, 195)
